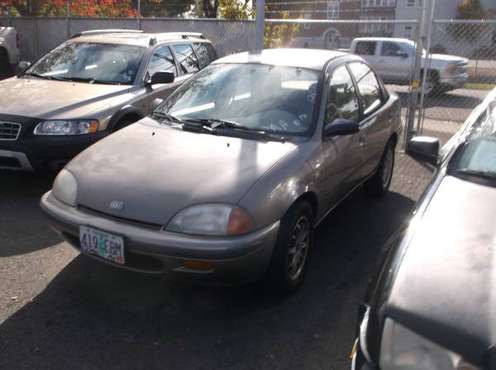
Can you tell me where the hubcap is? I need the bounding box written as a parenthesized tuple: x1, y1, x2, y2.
(382, 147, 394, 188)
(287, 216, 310, 281)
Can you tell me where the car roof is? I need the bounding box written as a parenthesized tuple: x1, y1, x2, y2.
(212, 48, 351, 71)
(72, 31, 208, 48)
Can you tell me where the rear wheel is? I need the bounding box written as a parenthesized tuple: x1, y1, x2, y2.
(266, 201, 314, 295)
(363, 141, 395, 197)
(0, 49, 12, 79)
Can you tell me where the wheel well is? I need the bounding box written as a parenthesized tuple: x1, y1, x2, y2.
(389, 133, 398, 149)
(420, 69, 439, 81)
(294, 192, 319, 219)
(114, 112, 143, 130)
(0, 46, 9, 61)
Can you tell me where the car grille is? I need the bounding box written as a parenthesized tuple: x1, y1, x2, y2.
(0, 122, 21, 141)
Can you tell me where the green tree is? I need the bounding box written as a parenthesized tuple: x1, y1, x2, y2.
(448, 0, 488, 41)
(264, 11, 300, 48)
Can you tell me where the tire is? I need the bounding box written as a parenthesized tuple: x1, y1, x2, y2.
(0, 49, 12, 79)
(265, 201, 314, 295)
(363, 141, 395, 197)
(421, 70, 441, 97)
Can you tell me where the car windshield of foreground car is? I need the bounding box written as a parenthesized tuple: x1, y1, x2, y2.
(24, 42, 145, 85)
(156, 63, 320, 136)
(449, 101, 496, 182)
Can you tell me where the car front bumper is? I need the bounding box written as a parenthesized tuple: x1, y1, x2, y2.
(40, 191, 280, 283)
(0, 132, 106, 171)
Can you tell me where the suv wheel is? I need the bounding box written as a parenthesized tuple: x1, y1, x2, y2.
(266, 201, 314, 294)
(0, 49, 12, 79)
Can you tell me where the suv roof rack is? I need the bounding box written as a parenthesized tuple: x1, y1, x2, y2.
(71, 29, 144, 39)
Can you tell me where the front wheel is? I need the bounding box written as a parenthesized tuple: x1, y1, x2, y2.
(266, 201, 314, 295)
(363, 141, 395, 197)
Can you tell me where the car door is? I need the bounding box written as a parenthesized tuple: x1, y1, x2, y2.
(319, 63, 363, 208)
(142, 45, 185, 113)
(347, 62, 390, 179)
(378, 41, 412, 82)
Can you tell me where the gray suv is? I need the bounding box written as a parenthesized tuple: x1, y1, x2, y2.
(0, 29, 217, 171)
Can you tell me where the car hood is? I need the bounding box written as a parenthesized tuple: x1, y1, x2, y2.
(385, 175, 496, 364)
(67, 117, 297, 226)
(0, 77, 131, 119)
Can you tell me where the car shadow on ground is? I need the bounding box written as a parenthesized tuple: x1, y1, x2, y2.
(0, 171, 61, 257)
(0, 189, 415, 370)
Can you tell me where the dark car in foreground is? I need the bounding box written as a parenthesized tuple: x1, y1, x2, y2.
(351, 87, 496, 369)
(41, 48, 401, 293)
(0, 29, 216, 171)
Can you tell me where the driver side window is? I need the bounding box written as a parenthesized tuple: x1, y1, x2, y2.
(146, 46, 177, 79)
(325, 65, 360, 126)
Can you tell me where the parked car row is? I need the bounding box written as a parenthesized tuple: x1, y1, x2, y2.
(2, 28, 493, 369)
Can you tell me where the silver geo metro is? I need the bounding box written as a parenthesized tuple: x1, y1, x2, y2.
(41, 49, 401, 293)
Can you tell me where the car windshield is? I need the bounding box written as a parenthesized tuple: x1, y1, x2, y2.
(25, 42, 145, 85)
(156, 63, 320, 135)
(449, 100, 496, 181)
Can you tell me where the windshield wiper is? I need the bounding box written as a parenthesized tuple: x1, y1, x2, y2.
(451, 168, 496, 180)
(152, 112, 184, 124)
(181, 118, 288, 142)
(55, 76, 119, 85)
(23, 72, 65, 81)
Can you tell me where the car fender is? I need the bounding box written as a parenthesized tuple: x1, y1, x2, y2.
(238, 141, 322, 229)
(107, 105, 145, 131)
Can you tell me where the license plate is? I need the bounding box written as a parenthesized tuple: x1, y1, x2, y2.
(79, 226, 125, 265)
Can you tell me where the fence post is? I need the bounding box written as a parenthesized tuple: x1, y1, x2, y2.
(137, 0, 142, 30)
(404, 0, 434, 146)
(66, 0, 71, 38)
(255, 0, 265, 50)
(417, 0, 436, 135)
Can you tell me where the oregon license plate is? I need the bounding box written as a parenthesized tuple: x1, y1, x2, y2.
(79, 226, 125, 265)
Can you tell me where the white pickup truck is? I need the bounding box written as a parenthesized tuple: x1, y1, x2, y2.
(350, 37, 469, 94)
(0, 26, 19, 78)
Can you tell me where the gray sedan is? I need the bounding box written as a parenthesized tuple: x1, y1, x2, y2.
(41, 48, 401, 293)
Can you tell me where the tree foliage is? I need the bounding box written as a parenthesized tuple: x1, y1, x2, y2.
(0, 0, 138, 17)
(448, 0, 488, 41)
(264, 11, 299, 48)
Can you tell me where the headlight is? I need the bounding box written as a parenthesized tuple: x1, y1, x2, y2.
(166, 204, 254, 236)
(34, 119, 99, 135)
(52, 169, 78, 207)
(380, 319, 479, 370)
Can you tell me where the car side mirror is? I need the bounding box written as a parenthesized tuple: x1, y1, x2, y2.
(147, 71, 175, 86)
(324, 118, 360, 137)
(407, 136, 439, 166)
(18, 61, 31, 72)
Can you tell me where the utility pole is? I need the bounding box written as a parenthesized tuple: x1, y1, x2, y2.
(255, 0, 265, 50)
(137, 0, 142, 30)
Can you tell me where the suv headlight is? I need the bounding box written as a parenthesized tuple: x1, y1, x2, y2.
(380, 319, 479, 370)
(52, 169, 78, 207)
(34, 119, 99, 135)
(166, 204, 254, 236)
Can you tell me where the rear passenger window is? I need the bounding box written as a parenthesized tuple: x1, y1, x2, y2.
(355, 41, 377, 56)
(325, 65, 360, 125)
(381, 42, 405, 57)
(147, 46, 176, 78)
(192, 43, 213, 69)
(173, 44, 200, 74)
(348, 62, 383, 116)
